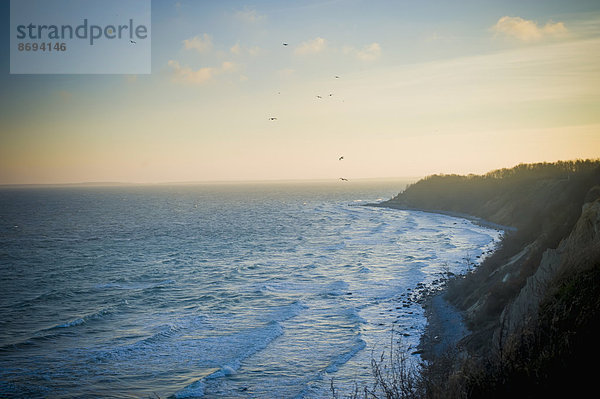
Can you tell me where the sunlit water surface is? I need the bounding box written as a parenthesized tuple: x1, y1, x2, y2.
(0, 182, 502, 398)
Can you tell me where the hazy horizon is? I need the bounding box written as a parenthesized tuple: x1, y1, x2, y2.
(0, 175, 420, 187)
(1, 0, 599, 185)
(2, 158, 599, 187)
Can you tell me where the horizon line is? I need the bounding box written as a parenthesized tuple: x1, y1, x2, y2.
(3, 158, 597, 188)
(0, 176, 422, 189)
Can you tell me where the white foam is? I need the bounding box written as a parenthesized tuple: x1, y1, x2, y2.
(325, 336, 366, 373)
(174, 379, 205, 398)
(0, 188, 506, 398)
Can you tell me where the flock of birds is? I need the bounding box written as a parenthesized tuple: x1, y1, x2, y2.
(270, 43, 349, 182)
(339, 156, 348, 181)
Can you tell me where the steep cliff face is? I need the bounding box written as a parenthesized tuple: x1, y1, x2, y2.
(387, 163, 600, 397)
(500, 194, 600, 338)
(404, 163, 600, 354)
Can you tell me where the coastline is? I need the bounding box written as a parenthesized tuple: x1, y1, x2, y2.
(366, 201, 510, 361)
(366, 202, 517, 232)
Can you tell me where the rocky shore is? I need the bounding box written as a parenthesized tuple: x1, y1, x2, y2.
(417, 293, 470, 360)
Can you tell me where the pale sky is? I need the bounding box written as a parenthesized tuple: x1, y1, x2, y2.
(1, 0, 599, 184)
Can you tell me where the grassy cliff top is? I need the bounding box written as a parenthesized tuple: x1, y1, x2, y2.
(387, 159, 600, 233)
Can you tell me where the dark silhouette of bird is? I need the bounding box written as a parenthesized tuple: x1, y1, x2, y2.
(269, 117, 277, 120)
(339, 177, 348, 181)
(130, 40, 136, 44)
(283, 43, 288, 46)
(316, 95, 322, 99)
(329, 93, 334, 97)
(338, 156, 344, 160)
(334, 75, 340, 78)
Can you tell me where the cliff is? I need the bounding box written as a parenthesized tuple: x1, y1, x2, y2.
(500, 195, 600, 338)
(381, 160, 600, 397)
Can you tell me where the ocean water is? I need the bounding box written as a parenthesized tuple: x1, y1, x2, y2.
(0, 181, 502, 398)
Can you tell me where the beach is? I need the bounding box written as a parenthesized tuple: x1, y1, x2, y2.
(417, 293, 470, 360)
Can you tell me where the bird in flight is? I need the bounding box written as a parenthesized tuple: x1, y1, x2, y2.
(269, 117, 277, 120)
(316, 95, 322, 99)
(283, 43, 288, 46)
(339, 177, 348, 181)
(130, 40, 136, 44)
(338, 156, 344, 161)
(334, 75, 340, 79)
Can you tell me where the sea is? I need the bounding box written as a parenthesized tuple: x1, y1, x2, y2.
(0, 181, 503, 398)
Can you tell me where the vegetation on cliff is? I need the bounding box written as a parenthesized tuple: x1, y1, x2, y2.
(389, 159, 599, 231)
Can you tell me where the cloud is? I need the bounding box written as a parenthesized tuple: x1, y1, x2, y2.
(247, 46, 262, 56)
(183, 34, 213, 53)
(168, 60, 238, 85)
(492, 16, 567, 42)
(356, 42, 381, 61)
(230, 43, 263, 56)
(234, 8, 266, 24)
(293, 38, 381, 60)
(343, 42, 381, 61)
(220, 61, 237, 73)
(168, 60, 214, 85)
(230, 43, 242, 55)
(294, 37, 327, 55)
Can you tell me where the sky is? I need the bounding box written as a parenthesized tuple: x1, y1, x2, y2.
(0, 0, 599, 184)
